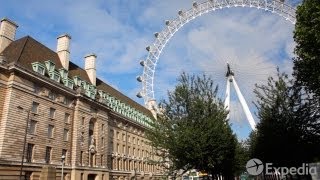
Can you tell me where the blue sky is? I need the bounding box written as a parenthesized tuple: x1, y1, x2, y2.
(0, 0, 302, 140)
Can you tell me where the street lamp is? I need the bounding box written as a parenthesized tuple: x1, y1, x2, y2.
(17, 106, 31, 180)
(134, 167, 137, 180)
(130, 166, 137, 180)
(61, 155, 65, 180)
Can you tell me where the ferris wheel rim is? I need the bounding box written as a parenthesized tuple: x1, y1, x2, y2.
(137, 0, 297, 105)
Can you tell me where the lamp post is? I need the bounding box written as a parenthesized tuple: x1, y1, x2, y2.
(61, 155, 65, 180)
(17, 106, 30, 180)
(134, 167, 137, 180)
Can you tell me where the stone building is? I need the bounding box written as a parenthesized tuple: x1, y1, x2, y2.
(0, 18, 162, 180)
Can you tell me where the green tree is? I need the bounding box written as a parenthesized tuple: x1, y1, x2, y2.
(293, 0, 320, 97)
(250, 70, 320, 168)
(146, 72, 237, 179)
(233, 141, 250, 176)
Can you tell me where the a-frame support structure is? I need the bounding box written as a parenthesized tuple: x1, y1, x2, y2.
(224, 63, 256, 130)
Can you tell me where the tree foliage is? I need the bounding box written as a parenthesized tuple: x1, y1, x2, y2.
(248, 0, 320, 174)
(293, 0, 320, 97)
(146, 72, 238, 179)
(249, 70, 320, 167)
(234, 141, 250, 176)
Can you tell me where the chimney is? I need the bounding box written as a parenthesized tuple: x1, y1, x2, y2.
(57, 34, 71, 70)
(0, 18, 18, 53)
(84, 54, 97, 86)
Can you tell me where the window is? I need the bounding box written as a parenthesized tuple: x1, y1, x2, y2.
(34, 85, 41, 94)
(31, 102, 39, 113)
(128, 135, 131, 142)
(137, 139, 140, 145)
(63, 129, 69, 141)
(48, 125, 54, 138)
(101, 137, 104, 148)
(48, 91, 56, 100)
(24, 171, 32, 180)
(133, 137, 135, 144)
(49, 108, 55, 119)
(64, 113, 70, 123)
(62, 149, 67, 156)
(81, 132, 84, 143)
(122, 134, 125, 141)
(38, 66, 45, 75)
(123, 145, 126, 154)
(62, 149, 67, 163)
(117, 132, 120, 139)
(32, 62, 46, 75)
(90, 154, 95, 167)
(45, 146, 52, 163)
(110, 141, 113, 152)
(101, 124, 104, 132)
(110, 129, 114, 138)
(63, 97, 71, 106)
(81, 117, 85, 125)
(117, 144, 119, 153)
(133, 148, 135, 156)
(52, 72, 60, 82)
(26, 143, 34, 163)
(101, 155, 104, 166)
(80, 151, 84, 166)
(29, 120, 37, 134)
(89, 120, 95, 146)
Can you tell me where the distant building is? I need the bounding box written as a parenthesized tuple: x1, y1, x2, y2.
(0, 18, 162, 180)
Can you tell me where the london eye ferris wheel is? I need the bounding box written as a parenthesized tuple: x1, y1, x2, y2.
(136, 0, 297, 132)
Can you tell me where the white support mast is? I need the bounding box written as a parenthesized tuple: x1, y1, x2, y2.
(224, 65, 231, 120)
(224, 63, 256, 130)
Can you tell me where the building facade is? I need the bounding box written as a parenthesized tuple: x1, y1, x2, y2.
(0, 18, 162, 180)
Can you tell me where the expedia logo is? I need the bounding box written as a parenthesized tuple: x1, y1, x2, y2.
(246, 158, 318, 176)
(246, 158, 264, 175)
